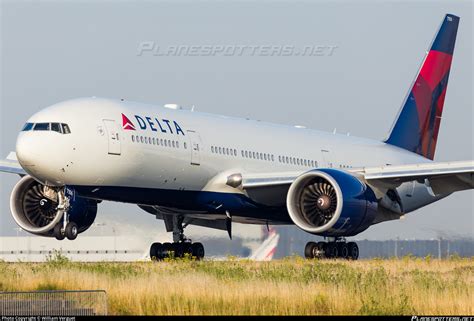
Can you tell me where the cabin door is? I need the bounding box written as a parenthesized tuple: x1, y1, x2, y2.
(187, 130, 201, 165)
(103, 119, 121, 155)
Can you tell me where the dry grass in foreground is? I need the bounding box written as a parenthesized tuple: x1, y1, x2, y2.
(0, 255, 472, 315)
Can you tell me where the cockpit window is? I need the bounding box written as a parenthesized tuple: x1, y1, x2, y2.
(51, 123, 61, 133)
(22, 123, 34, 131)
(21, 122, 71, 134)
(34, 123, 50, 131)
(61, 124, 71, 134)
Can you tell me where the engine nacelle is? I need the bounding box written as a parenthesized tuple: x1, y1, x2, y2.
(10, 175, 97, 237)
(286, 169, 378, 237)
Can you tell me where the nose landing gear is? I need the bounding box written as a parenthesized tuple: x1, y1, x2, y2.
(52, 190, 78, 241)
(150, 215, 205, 261)
(305, 238, 359, 260)
(53, 220, 78, 240)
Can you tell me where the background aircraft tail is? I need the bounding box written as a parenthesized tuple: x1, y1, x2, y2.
(385, 14, 459, 160)
(249, 228, 280, 261)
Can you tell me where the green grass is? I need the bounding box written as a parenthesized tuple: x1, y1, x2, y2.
(0, 255, 472, 315)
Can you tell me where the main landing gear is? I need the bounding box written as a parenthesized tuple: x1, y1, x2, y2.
(305, 238, 359, 260)
(150, 242, 205, 260)
(150, 215, 205, 261)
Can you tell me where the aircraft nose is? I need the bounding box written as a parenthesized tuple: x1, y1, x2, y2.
(16, 132, 65, 185)
(16, 132, 40, 167)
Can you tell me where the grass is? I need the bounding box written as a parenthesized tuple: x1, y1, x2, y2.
(0, 254, 472, 315)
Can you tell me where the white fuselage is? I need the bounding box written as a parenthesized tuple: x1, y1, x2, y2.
(16, 97, 434, 222)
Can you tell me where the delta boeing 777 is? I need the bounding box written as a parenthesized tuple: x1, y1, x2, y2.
(1, 14, 472, 260)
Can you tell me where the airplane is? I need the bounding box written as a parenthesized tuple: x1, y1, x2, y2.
(1, 14, 472, 260)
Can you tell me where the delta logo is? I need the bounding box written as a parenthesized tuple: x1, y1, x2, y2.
(121, 113, 185, 136)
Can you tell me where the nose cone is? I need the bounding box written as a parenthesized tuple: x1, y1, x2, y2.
(16, 133, 37, 167)
(16, 132, 65, 185)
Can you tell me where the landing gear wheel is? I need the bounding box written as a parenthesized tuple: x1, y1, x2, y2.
(150, 242, 163, 261)
(174, 243, 184, 258)
(338, 242, 349, 259)
(175, 242, 193, 257)
(191, 242, 205, 260)
(326, 243, 338, 258)
(316, 242, 327, 258)
(53, 224, 65, 241)
(304, 240, 359, 260)
(65, 222, 78, 240)
(162, 242, 173, 258)
(348, 242, 359, 260)
(305, 242, 317, 259)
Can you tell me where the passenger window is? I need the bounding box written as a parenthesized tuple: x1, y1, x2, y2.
(176, 141, 179, 148)
(184, 142, 187, 149)
(211, 146, 215, 153)
(132, 136, 135, 142)
(172, 141, 176, 148)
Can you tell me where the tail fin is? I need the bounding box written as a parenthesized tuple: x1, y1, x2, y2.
(385, 14, 459, 160)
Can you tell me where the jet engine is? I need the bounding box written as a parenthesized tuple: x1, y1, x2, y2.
(10, 175, 97, 238)
(286, 169, 378, 237)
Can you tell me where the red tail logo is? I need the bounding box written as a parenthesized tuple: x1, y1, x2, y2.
(122, 114, 136, 130)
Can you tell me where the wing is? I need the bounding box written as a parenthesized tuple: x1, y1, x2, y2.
(242, 160, 474, 198)
(0, 152, 26, 176)
(359, 160, 474, 195)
